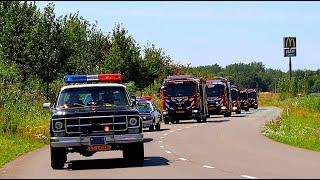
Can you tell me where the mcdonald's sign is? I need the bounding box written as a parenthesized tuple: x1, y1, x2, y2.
(283, 37, 296, 48)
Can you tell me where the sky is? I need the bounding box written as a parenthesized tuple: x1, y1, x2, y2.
(35, 1, 320, 72)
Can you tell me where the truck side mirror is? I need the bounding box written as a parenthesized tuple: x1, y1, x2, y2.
(131, 95, 136, 106)
(43, 102, 51, 109)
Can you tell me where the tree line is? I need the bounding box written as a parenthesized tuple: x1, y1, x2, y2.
(1, 1, 319, 103)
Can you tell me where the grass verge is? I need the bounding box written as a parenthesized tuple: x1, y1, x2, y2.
(0, 134, 48, 167)
(259, 92, 320, 152)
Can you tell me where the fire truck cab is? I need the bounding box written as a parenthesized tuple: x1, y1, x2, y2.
(247, 88, 258, 109)
(231, 85, 241, 114)
(206, 77, 232, 117)
(239, 89, 249, 111)
(160, 75, 208, 124)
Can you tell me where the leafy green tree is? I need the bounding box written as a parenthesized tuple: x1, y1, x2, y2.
(0, 1, 39, 82)
(27, 3, 66, 99)
(103, 24, 142, 84)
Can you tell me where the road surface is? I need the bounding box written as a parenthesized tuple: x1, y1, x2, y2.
(1, 107, 320, 179)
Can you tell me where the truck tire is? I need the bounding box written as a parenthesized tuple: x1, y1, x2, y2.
(245, 107, 249, 111)
(155, 122, 161, 131)
(123, 142, 144, 167)
(175, 119, 180, 124)
(50, 146, 66, 169)
(149, 124, 155, 131)
(236, 109, 241, 114)
(164, 118, 170, 124)
(224, 111, 231, 117)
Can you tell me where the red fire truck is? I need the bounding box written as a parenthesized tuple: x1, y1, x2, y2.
(247, 88, 258, 109)
(231, 85, 241, 114)
(160, 75, 208, 124)
(206, 77, 232, 117)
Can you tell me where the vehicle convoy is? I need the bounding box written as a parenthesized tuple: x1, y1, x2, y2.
(231, 85, 241, 114)
(160, 75, 208, 124)
(239, 89, 249, 111)
(136, 96, 162, 131)
(247, 88, 258, 109)
(206, 77, 232, 117)
(43, 74, 144, 169)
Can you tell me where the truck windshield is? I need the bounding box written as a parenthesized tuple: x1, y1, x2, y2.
(248, 92, 257, 99)
(56, 86, 129, 109)
(231, 89, 238, 100)
(165, 83, 195, 97)
(239, 92, 247, 100)
(207, 84, 224, 97)
(136, 102, 153, 113)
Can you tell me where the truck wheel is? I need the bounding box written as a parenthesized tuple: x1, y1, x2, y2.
(155, 123, 161, 131)
(164, 118, 170, 124)
(236, 109, 241, 114)
(175, 119, 180, 124)
(149, 125, 155, 131)
(224, 111, 231, 117)
(245, 107, 249, 111)
(123, 142, 144, 167)
(254, 106, 258, 109)
(202, 115, 207, 122)
(50, 146, 66, 169)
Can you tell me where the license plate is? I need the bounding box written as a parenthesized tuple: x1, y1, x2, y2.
(177, 107, 183, 110)
(90, 137, 105, 145)
(209, 107, 216, 110)
(87, 144, 111, 152)
(176, 110, 185, 113)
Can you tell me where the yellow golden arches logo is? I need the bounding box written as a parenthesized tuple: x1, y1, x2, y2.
(284, 37, 296, 48)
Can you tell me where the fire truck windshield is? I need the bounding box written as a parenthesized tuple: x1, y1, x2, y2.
(207, 84, 224, 97)
(239, 92, 248, 100)
(165, 83, 195, 97)
(248, 92, 257, 99)
(231, 89, 238, 100)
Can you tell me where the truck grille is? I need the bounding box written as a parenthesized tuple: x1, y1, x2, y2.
(54, 115, 135, 134)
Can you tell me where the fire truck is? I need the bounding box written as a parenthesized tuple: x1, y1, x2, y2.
(206, 77, 232, 117)
(239, 89, 249, 111)
(160, 75, 208, 124)
(247, 88, 258, 109)
(231, 85, 241, 114)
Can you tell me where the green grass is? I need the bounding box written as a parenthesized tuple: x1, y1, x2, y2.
(260, 93, 320, 152)
(0, 134, 48, 167)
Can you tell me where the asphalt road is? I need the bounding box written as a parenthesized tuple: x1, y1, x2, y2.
(1, 107, 320, 179)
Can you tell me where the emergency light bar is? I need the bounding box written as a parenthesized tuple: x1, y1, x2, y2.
(64, 74, 122, 83)
(142, 96, 152, 101)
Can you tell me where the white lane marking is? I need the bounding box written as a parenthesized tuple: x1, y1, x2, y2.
(177, 128, 182, 131)
(185, 126, 190, 129)
(160, 136, 165, 139)
(164, 133, 168, 136)
(165, 151, 172, 154)
(193, 125, 198, 127)
(178, 158, 187, 161)
(160, 145, 164, 148)
(170, 130, 174, 133)
(158, 140, 162, 143)
(203, 165, 215, 169)
(241, 175, 258, 179)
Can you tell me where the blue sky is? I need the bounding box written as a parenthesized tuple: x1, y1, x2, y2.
(35, 1, 320, 72)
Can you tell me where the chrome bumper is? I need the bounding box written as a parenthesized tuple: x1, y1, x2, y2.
(142, 120, 153, 128)
(50, 133, 144, 148)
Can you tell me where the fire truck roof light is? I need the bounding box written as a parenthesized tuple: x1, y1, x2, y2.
(64, 74, 122, 83)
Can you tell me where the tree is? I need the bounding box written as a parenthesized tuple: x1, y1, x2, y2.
(103, 24, 142, 84)
(27, 3, 66, 99)
(0, 1, 39, 82)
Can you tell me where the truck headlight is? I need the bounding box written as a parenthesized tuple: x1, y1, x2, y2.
(221, 106, 227, 110)
(54, 121, 64, 130)
(163, 111, 168, 115)
(142, 116, 152, 120)
(192, 110, 199, 113)
(129, 117, 138, 126)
